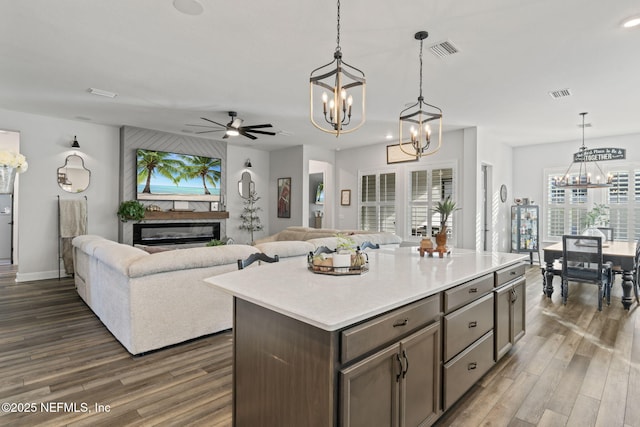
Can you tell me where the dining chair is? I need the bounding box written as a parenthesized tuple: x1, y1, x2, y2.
(237, 252, 279, 270)
(561, 235, 612, 311)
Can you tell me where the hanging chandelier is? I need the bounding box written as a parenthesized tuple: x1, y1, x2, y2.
(309, 0, 366, 137)
(398, 31, 443, 158)
(553, 112, 613, 189)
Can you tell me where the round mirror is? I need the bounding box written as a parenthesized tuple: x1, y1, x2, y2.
(238, 171, 254, 199)
(57, 154, 91, 193)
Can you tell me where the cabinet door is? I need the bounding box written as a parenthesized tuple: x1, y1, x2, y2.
(340, 343, 401, 427)
(400, 322, 441, 427)
(494, 277, 527, 361)
(494, 284, 512, 361)
(512, 277, 526, 344)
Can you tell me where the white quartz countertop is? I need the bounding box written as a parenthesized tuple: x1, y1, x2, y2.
(205, 247, 528, 331)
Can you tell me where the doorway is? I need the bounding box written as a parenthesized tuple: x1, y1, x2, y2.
(0, 130, 20, 265)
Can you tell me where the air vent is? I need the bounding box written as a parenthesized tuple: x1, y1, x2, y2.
(549, 88, 572, 99)
(429, 40, 459, 58)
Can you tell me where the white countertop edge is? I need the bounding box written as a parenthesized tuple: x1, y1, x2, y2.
(205, 253, 528, 331)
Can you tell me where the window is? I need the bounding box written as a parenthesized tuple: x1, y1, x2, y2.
(408, 167, 455, 239)
(544, 164, 640, 242)
(359, 171, 396, 232)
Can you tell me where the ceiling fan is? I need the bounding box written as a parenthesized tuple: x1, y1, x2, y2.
(186, 111, 276, 140)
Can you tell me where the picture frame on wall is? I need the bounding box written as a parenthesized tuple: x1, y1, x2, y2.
(386, 144, 419, 164)
(341, 189, 351, 206)
(277, 177, 291, 218)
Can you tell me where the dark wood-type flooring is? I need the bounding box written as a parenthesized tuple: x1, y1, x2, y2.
(0, 264, 638, 426)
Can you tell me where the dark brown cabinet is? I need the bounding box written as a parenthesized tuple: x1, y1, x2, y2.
(340, 322, 441, 427)
(494, 276, 526, 360)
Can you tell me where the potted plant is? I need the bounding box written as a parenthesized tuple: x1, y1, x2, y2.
(117, 200, 145, 222)
(584, 204, 609, 229)
(433, 196, 459, 251)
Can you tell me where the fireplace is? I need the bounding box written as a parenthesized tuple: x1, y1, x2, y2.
(133, 222, 220, 246)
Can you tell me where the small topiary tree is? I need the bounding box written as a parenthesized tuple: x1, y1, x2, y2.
(239, 191, 264, 244)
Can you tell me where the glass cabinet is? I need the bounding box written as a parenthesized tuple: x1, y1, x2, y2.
(511, 205, 539, 264)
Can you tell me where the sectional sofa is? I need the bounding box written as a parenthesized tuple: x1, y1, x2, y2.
(72, 229, 401, 355)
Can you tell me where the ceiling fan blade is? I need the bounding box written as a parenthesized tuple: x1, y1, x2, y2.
(239, 131, 258, 140)
(222, 133, 230, 139)
(186, 124, 220, 128)
(246, 129, 276, 136)
(200, 117, 227, 127)
(195, 130, 222, 134)
(231, 118, 243, 128)
(241, 124, 273, 130)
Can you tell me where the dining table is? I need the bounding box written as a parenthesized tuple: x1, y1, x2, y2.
(542, 240, 638, 309)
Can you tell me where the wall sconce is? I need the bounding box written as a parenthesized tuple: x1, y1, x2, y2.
(244, 159, 252, 168)
(71, 136, 80, 148)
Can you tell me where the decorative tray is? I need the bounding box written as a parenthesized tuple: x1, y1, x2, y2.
(307, 264, 369, 276)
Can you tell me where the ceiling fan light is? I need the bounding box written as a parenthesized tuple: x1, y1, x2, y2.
(622, 16, 640, 28)
(226, 129, 240, 137)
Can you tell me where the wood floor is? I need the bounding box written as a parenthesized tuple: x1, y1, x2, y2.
(0, 265, 638, 426)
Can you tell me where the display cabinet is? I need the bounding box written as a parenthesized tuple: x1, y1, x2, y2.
(511, 205, 539, 264)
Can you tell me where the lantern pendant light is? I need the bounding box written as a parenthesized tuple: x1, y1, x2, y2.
(399, 31, 443, 158)
(309, 0, 366, 137)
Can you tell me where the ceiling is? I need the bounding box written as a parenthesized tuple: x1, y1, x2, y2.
(1, 0, 639, 152)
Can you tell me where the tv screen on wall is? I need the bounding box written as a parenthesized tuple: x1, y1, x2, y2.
(136, 149, 222, 202)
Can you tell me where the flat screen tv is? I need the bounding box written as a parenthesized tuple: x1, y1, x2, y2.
(136, 149, 221, 202)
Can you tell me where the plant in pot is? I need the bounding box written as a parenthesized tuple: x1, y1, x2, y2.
(433, 196, 459, 252)
(117, 200, 145, 222)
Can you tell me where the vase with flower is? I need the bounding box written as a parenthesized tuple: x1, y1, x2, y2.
(0, 151, 28, 194)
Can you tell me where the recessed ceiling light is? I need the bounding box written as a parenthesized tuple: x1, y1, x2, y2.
(173, 0, 203, 15)
(622, 15, 640, 28)
(88, 87, 117, 98)
(385, 133, 393, 140)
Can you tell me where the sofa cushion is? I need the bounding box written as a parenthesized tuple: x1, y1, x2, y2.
(255, 241, 315, 259)
(128, 244, 259, 278)
(93, 243, 149, 276)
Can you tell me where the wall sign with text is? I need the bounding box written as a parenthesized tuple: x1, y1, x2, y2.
(573, 147, 626, 162)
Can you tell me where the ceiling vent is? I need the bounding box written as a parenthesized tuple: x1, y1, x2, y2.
(429, 40, 459, 58)
(549, 88, 572, 99)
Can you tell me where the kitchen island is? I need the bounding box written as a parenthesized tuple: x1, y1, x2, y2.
(205, 247, 527, 426)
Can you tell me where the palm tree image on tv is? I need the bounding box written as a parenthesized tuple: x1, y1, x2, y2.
(136, 149, 222, 201)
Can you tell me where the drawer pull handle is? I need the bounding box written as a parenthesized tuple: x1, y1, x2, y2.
(468, 288, 478, 293)
(468, 321, 477, 328)
(393, 318, 409, 327)
(510, 271, 516, 275)
(468, 362, 477, 370)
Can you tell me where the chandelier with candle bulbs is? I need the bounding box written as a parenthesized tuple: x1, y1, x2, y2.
(309, 0, 366, 137)
(553, 112, 613, 189)
(398, 31, 443, 158)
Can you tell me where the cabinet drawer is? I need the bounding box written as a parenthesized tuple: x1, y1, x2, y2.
(443, 331, 494, 409)
(443, 293, 493, 361)
(443, 274, 493, 313)
(341, 294, 440, 363)
(495, 263, 526, 287)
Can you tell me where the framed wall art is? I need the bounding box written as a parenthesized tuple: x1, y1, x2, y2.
(341, 189, 351, 206)
(277, 177, 291, 218)
(386, 144, 418, 164)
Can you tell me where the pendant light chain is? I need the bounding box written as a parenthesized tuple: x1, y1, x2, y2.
(336, 0, 341, 52)
(418, 37, 424, 100)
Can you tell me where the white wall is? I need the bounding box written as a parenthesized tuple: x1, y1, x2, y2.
(335, 130, 466, 245)
(476, 131, 513, 252)
(0, 108, 120, 281)
(227, 145, 271, 243)
(269, 145, 304, 233)
(513, 132, 640, 244)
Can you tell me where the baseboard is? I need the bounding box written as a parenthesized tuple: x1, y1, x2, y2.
(15, 270, 71, 282)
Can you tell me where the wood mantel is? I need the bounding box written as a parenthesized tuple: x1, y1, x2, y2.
(143, 211, 230, 221)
